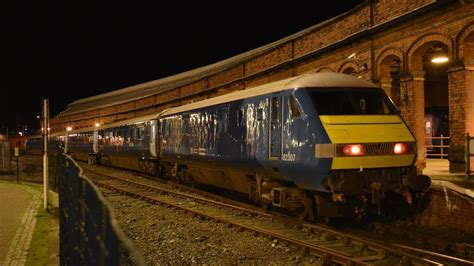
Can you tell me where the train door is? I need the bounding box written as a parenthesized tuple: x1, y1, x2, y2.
(92, 130, 99, 153)
(150, 120, 158, 157)
(269, 96, 282, 159)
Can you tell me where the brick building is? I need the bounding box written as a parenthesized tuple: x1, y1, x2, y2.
(51, 0, 474, 173)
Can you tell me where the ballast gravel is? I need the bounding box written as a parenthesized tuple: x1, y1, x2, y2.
(105, 193, 322, 265)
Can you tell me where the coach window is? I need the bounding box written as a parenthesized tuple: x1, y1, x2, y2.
(137, 126, 144, 139)
(289, 97, 302, 119)
(163, 121, 170, 137)
(257, 107, 264, 121)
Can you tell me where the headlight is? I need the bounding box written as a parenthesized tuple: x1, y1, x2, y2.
(342, 144, 365, 156)
(393, 143, 407, 155)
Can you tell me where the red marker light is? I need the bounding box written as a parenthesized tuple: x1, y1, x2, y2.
(343, 144, 364, 156)
(393, 143, 407, 155)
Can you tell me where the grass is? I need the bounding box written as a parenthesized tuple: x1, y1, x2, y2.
(25, 205, 51, 266)
(19, 183, 58, 266)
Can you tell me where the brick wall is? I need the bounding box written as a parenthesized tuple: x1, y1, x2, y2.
(373, 0, 435, 26)
(418, 186, 474, 233)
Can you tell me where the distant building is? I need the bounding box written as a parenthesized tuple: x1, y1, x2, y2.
(50, 0, 474, 173)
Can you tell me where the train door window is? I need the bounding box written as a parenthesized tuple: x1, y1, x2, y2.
(289, 96, 302, 119)
(237, 109, 244, 127)
(131, 126, 136, 139)
(271, 97, 281, 123)
(217, 109, 228, 133)
(270, 96, 282, 159)
(98, 131, 104, 145)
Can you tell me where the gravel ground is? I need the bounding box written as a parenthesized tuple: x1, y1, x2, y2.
(104, 191, 323, 265)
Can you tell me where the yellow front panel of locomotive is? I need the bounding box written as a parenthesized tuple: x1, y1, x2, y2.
(320, 115, 415, 143)
(320, 115, 416, 169)
(331, 155, 415, 169)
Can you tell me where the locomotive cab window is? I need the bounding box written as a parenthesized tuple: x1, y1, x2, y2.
(311, 88, 397, 115)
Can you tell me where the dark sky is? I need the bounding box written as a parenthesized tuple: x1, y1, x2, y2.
(1, 0, 364, 133)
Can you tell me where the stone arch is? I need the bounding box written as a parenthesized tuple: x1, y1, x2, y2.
(456, 21, 474, 65)
(403, 33, 454, 170)
(338, 61, 359, 74)
(375, 47, 405, 77)
(375, 48, 404, 108)
(315, 66, 334, 72)
(407, 33, 454, 71)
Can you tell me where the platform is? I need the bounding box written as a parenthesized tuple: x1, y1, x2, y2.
(0, 182, 41, 265)
(0, 181, 59, 265)
(424, 158, 473, 197)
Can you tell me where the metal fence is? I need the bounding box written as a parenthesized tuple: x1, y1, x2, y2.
(426, 135, 450, 159)
(0, 141, 12, 174)
(57, 150, 145, 265)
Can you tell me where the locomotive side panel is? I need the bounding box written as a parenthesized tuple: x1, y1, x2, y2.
(160, 97, 269, 193)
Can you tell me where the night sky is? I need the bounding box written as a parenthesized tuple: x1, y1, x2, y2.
(1, 1, 364, 133)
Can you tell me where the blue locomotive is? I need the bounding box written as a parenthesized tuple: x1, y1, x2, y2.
(44, 73, 431, 220)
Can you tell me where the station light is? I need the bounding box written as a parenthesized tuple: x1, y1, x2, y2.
(66, 126, 73, 132)
(95, 122, 100, 127)
(431, 46, 449, 64)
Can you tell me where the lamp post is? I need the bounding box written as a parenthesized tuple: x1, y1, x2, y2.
(42, 99, 49, 211)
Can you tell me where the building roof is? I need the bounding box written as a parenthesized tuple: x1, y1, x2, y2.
(56, 4, 365, 118)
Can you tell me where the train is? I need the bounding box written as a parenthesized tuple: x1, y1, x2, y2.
(26, 72, 431, 221)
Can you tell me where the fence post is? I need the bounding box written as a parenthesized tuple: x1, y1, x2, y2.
(440, 134, 444, 159)
(467, 133, 471, 181)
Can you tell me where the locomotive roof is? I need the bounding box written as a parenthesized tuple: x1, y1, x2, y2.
(159, 72, 378, 117)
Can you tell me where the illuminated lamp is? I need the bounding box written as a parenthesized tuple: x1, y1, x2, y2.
(430, 46, 449, 64)
(343, 144, 364, 156)
(95, 122, 100, 127)
(66, 126, 73, 132)
(393, 143, 407, 155)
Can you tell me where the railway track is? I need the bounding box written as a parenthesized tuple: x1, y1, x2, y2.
(79, 163, 474, 265)
(345, 221, 474, 261)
